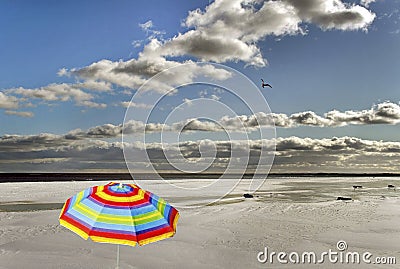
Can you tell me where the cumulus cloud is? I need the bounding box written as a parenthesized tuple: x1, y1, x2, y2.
(161, 0, 374, 63)
(63, 120, 166, 139)
(158, 0, 374, 66)
(1, 129, 400, 172)
(76, 80, 113, 92)
(131, 136, 400, 172)
(272, 136, 400, 172)
(0, 1, 378, 118)
(289, 111, 332, 126)
(65, 55, 232, 94)
(167, 0, 302, 66)
(86, 124, 123, 138)
(173, 118, 223, 132)
(12, 85, 84, 102)
(170, 102, 400, 131)
(4, 83, 107, 109)
(159, 30, 268, 66)
(0, 92, 19, 109)
(284, 0, 376, 31)
(53, 101, 400, 139)
(59, 0, 376, 92)
(138, 20, 166, 40)
(2, 122, 399, 173)
(215, 101, 400, 129)
(7, 84, 90, 102)
(0, 91, 33, 117)
(324, 101, 400, 125)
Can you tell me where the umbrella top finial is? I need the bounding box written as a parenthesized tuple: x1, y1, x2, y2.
(118, 183, 123, 188)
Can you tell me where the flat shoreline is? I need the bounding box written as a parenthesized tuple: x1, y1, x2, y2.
(1, 172, 400, 183)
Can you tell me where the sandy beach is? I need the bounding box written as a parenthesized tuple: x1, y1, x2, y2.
(0, 177, 399, 269)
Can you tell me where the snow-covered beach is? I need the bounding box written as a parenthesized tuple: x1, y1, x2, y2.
(0, 177, 399, 269)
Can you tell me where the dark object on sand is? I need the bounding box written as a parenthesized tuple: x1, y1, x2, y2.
(352, 185, 362, 190)
(243, 193, 254, 198)
(388, 184, 396, 190)
(337, 196, 352, 201)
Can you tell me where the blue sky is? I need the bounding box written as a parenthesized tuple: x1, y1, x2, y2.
(0, 0, 212, 134)
(1, 0, 400, 173)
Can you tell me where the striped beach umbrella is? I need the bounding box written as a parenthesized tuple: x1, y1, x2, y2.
(59, 182, 179, 267)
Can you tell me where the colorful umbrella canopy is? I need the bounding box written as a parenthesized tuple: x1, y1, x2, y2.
(59, 182, 179, 247)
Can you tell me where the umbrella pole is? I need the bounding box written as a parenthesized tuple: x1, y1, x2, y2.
(116, 244, 120, 269)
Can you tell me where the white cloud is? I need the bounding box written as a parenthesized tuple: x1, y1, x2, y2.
(4, 82, 108, 109)
(172, 118, 222, 132)
(284, 0, 376, 31)
(76, 80, 112, 92)
(7, 84, 93, 102)
(139, 20, 153, 31)
(290, 111, 332, 126)
(60, 0, 377, 91)
(155, 0, 375, 66)
(360, 0, 376, 7)
(170, 0, 302, 66)
(324, 101, 400, 125)
(57, 68, 69, 77)
(86, 124, 122, 138)
(214, 101, 400, 129)
(78, 100, 107, 109)
(121, 101, 153, 109)
(159, 30, 268, 66)
(56, 102, 400, 138)
(0, 92, 19, 109)
(5, 110, 34, 118)
(0, 1, 379, 118)
(66, 55, 232, 94)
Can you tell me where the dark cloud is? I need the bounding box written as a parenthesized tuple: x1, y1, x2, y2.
(1, 129, 400, 172)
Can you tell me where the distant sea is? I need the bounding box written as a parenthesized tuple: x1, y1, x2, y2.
(0, 172, 399, 183)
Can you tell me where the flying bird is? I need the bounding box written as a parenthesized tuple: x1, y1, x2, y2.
(261, 79, 272, 88)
